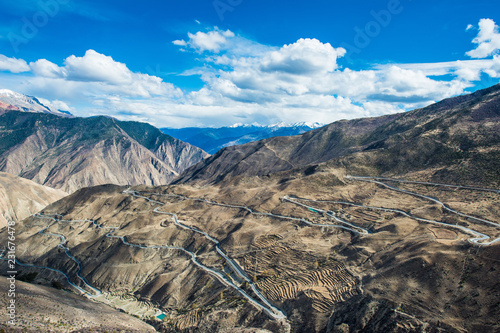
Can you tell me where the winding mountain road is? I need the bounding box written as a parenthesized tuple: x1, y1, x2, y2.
(344, 176, 500, 245)
(135, 190, 369, 235)
(34, 210, 286, 319)
(2, 191, 293, 319)
(124, 189, 286, 319)
(281, 196, 369, 235)
(121, 188, 379, 318)
(4, 174, 496, 324)
(346, 176, 500, 194)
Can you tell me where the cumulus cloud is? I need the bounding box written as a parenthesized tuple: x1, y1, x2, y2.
(28, 50, 182, 98)
(176, 29, 469, 116)
(172, 39, 187, 47)
(173, 28, 235, 53)
(260, 38, 345, 75)
(369, 66, 467, 102)
(166, 26, 500, 126)
(1, 24, 500, 128)
(0, 55, 30, 73)
(63, 50, 133, 84)
(30, 59, 66, 78)
(466, 18, 500, 58)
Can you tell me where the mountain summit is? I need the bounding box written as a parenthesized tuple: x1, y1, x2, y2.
(0, 89, 73, 117)
(0, 111, 208, 192)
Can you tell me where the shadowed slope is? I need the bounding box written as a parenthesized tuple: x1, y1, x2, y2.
(0, 112, 208, 192)
(175, 84, 500, 187)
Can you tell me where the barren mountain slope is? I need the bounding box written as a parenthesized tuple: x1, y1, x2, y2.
(3, 163, 499, 332)
(175, 84, 500, 187)
(0, 112, 208, 192)
(174, 114, 398, 185)
(0, 278, 156, 332)
(0, 171, 67, 228)
(3, 85, 499, 332)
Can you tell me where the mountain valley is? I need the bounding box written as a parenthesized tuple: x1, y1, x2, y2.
(2, 164, 499, 332)
(0, 85, 499, 332)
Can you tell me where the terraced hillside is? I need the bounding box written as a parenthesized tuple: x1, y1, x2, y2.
(2, 163, 499, 332)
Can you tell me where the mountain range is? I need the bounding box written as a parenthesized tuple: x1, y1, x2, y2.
(0, 91, 208, 193)
(0, 85, 499, 333)
(161, 122, 323, 154)
(176, 84, 500, 187)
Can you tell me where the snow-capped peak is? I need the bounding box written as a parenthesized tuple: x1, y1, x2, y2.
(269, 121, 324, 129)
(291, 121, 324, 128)
(0, 89, 73, 117)
(228, 121, 324, 129)
(0, 89, 25, 99)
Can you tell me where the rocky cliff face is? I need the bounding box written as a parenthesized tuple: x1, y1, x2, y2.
(0, 171, 67, 228)
(0, 112, 208, 193)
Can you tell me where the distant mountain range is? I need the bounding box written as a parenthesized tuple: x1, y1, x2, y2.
(0, 89, 73, 117)
(161, 122, 323, 154)
(175, 83, 500, 187)
(0, 90, 208, 193)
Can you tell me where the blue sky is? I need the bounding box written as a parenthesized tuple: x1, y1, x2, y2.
(0, 0, 499, 127)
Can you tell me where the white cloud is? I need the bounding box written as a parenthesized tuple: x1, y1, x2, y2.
(50, 100, 72, 111)
(63, 50, 133, 84)
(165, 26, 500, 126)
(172, 39, 187, 46)
(379, 58, 500, 82)
(1, 24, 500, 128)
(178, 30, 469, 114)
(0, 55, 30, 73)
(466, 18, 500, 58)
(483, 55, 500, 78)
(28, 50, 182, 99)
(260, 38, 345, 75)
(174, 28, 235, 53)
(370, 66, 467, 102)
(30, 59, 66, 78)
